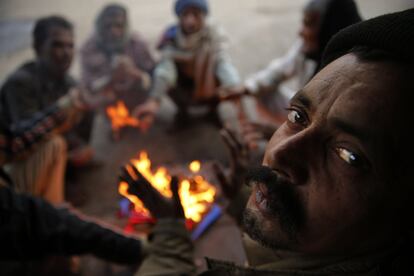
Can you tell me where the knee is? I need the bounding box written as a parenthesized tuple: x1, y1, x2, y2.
(47, 135, 68, 156)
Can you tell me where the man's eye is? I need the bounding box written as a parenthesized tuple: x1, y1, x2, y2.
(335, 147, 362, 167)
(51, 41, 64, 48)
(287, 109, 307, 126)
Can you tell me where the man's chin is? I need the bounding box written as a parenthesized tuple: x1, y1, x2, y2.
(54, 62, 71, 75)
(243, 208, 279, 249)
(243, 207, 299, 251)
(182, 28, 202, 36)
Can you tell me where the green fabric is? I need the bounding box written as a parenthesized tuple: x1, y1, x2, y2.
(136, 219, 196, 276)
(136, 218, 412, 275)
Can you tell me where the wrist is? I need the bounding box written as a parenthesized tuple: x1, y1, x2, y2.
(149, 97, 161, 108)
(57, 95, 73, 109)
(150, 218, 188, 240)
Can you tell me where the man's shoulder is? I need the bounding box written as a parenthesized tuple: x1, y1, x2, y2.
(157, 24, 179, 49)
(204, 22, 228, 43)
(80, 35, 99, 54)
(0, 62, 38, 101)
(3, 61, 37, 86)
(129, 31, 149, 45)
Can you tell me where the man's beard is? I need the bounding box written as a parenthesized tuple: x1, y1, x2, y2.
(242, 166, 306, 250)
(103, 38, 127, 55)
(97, 30, 129, 55)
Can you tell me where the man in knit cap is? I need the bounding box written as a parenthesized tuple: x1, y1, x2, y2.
(122, 8, 414, 275)
(133, 0, 242, 130)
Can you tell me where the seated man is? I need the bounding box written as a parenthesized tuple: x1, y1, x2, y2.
(80, 3, 155, 111)
(133, 0, 242, 130)
(0, 90, 82, 204)
(0, 95, 144, 273)
(0, 16, 94, 203)
(121, 9, 414, 275)
(240, 0, 361, 150)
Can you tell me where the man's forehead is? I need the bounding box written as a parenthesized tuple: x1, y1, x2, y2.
(289, 55, 408, 174)
(47, 26, 73, 39)
(303, 11, 321, 26)
(296, 54, 400, 111)
(291, 54, 404, 149)
(104, 13, 126, 23)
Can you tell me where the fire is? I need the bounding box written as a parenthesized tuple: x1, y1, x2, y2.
(106, 101, 140, 131)
(189, 160, 201, 173)
(119, 152, 216, 223)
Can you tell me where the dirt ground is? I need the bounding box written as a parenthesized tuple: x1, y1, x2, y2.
(1, 0, 414, 275)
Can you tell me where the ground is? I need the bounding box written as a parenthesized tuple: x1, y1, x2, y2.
(0, 0, 413, 275)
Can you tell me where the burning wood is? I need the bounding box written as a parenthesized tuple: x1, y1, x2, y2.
(118, 152, 217, 224)
(106, 101, 140, 135)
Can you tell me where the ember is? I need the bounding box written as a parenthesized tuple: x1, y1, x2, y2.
(119, 152, 217, 223)
(106, 100, 140, 132)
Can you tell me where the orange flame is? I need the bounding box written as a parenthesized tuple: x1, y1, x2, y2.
(189, 160, 201, 173)
(118, 152, 216, 222)
(106, 101, 140, 131)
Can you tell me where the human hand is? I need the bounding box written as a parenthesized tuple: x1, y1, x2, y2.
(119, 164, 184, 219)
(132, 99, 160, 130)
(111, 55, 138, 82)
(218, 86, 250, 101)
(55, 88, 89, 133)
(241, 120, 278, 150)
(57, 87, 89, 111)
(213, 128, 250, 199)
(123, 66, 151, 90)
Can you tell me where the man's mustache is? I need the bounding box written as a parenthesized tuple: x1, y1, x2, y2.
(245, 166, 279, 188)
(244, 165, 305, 236)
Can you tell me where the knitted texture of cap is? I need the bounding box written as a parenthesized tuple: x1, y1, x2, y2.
(175, 0, 209, 16)
(322, 8, 414, 67)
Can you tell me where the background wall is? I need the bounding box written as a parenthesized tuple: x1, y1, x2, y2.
(1, 0, 413, 82)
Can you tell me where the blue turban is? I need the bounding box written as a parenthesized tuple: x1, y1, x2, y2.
(174, 0, 209, 16)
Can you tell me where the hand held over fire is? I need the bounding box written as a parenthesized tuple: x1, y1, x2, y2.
(119, 163, 184, 219)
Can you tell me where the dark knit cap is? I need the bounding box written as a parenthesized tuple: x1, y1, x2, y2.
(322, 8, 414, 68)
(174, 0, 209, 16)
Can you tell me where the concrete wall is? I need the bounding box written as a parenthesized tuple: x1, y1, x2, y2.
(0, 0, 413, 80)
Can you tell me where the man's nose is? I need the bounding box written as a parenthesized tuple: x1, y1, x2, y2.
(63, 45, 73, 56)
(184, 14, 196, 26)
(110, 27, 123, 38)
(61, 45, 74, 63)
(264, 130, 316, 185)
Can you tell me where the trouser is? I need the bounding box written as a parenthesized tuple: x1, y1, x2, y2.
(72, 109, 95, 145)
(4, 135, 67, 204)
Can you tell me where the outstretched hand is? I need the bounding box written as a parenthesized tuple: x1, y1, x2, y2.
(57, 87, 90, 111)
(218, 86, 249, 101)
(213, 128, 250, 200)
(240, 120, 278, 150)
(119, 163, 184, 219)
(132, 99, 160, 131)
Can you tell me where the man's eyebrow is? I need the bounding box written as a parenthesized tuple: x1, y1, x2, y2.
(331, 118, 370, 142)
(291, 91, 312, 110)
